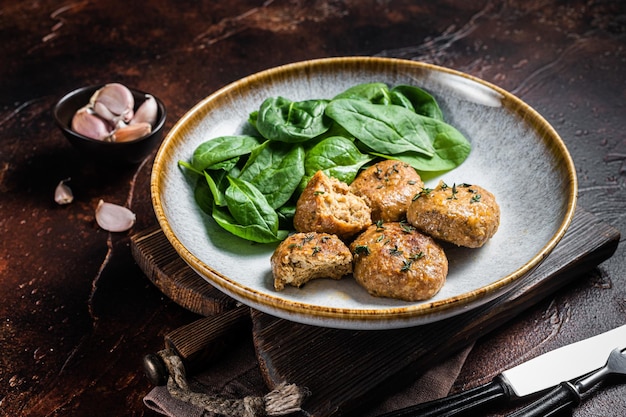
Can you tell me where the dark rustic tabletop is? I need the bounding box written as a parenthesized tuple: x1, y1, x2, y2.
(1, 1, 625, 416)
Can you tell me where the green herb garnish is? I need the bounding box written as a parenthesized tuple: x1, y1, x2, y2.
(354, 245, 371, 255)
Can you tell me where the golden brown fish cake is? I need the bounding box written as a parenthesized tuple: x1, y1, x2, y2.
(271, 232, 353, 291)
(350, 222, 447, 301)
(407, 181, 500, 248)
(293, 170, 371, 240)
(350, 160, 424, 222)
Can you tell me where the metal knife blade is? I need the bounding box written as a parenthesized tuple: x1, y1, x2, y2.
(500, 324, 626, 397)
(376, 324, 626, 417)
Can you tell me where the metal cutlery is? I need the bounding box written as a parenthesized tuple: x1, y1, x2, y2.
(507, 347, 626, 417)
(376, 324, 626, 417)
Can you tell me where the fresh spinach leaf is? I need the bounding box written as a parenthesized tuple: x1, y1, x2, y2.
(203, 170, 229, 207)
(178, 160, 203, 176)
(302, 136, 374, 188)
(193, 177, 214, 215)
(207, 156, 240, 171)
(372, 116, 471, 171)
(256, 97, 331, 143)
(212, 205, 288, 243)
(248, 110, 258, 129)
(333, 82, 391, 104)
(238, 141, 305, 209)
(391, 85, 444, 121)
(191, 135, 262, 171)
(277, 204, 296, 226)
(224, 176, 280, 237)
(325, 99, 436, 157)
(389, 90, 415, 112)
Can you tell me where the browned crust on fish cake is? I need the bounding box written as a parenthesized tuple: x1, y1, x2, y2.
(350, 222, 447, 301)
(350, 159, 424, 222)
(407, 181, 500, 248)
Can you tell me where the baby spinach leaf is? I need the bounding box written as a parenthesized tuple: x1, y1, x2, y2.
(389, 90, 415, 112)
(390, 85, 444, 121)
(317, 121, 355, 141)
(256, 97, 331, 143)
(325, 99, 436, 157)
(193, 177, 214, 215)
(333, 82, 391, 104)
(212, 205, 288, 243)
(302, 136, 374, 188)
(191, 135, 262, 171)
(248, 110, 258, 129)
(178, 159, 203, 176)
(224, 176, 279, 237)
(203, 170, 229, 207)
(207, 156, 240, 171)
(372, 117, 471, 171)
(277, 204, 296, 227)
(238, 141, 305, 209)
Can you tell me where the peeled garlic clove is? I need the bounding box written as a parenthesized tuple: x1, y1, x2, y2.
(90, 83, 135, 125)
(54, 179, 73, 205)
(71, 106, 111, 140)
(95, 200, 136, 232)
(109, 122, 152, 143)
(131, 94, 158, 126)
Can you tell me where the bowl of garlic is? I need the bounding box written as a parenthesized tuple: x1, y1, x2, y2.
(53, 83, 166, 164)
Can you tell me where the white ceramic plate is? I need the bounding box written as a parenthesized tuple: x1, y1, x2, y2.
(151, 57, 577, 330)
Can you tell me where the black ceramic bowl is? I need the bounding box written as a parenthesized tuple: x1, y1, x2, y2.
(53, 85, 166, 164)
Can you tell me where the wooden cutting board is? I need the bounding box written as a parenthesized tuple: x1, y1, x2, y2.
(131, 207, 620, 416)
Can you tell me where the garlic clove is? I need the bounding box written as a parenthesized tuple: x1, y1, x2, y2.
(95, 200, 136, 232)
(109, 122, 152, 143)
(71, 106, 112, 140)
(54, 178, 74, 205)
(131, 94, 158, 126)
(89, 83, 135, 125)
(92, 101, 125, 127)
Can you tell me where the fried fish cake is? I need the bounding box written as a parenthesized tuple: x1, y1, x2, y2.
(350, 160, 424, 222)
(293, 170, 371, 240)
(271, 232, 352, 291)
(350, 222, 447, 301)
(407, 181, 500, 248)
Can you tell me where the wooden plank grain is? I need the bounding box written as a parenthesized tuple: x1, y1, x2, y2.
(252, 207, 621, 416)
(131, 225, 237, 316)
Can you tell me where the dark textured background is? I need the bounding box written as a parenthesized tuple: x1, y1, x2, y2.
(1, 1, 625, 415)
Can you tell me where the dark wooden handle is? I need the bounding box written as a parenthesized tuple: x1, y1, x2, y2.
(143, 304, 250, 385)
(376, 378, 509, 417)
(507, 382, 580, 417)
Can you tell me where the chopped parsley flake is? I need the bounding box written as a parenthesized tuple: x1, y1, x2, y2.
(412, 187, 433, 201)
(400, 222, 415, 233)
(354, 245, 371, 255)
(389, 245, 403, 256)
(447, 183, 458, 200)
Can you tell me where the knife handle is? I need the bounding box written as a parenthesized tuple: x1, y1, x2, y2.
(506, 382, 581, 417)
(376, 376, 510, 417)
